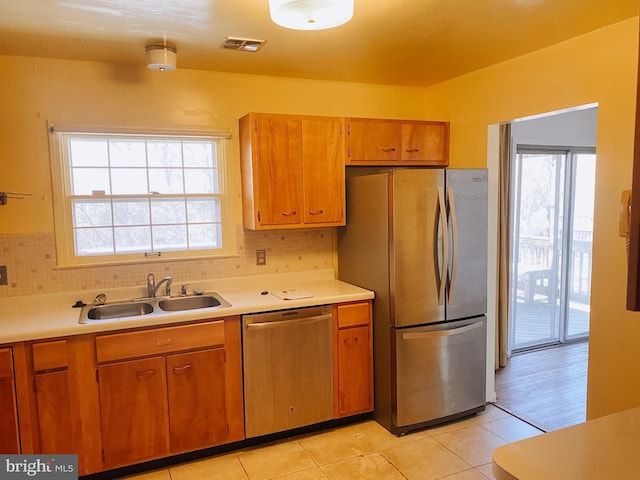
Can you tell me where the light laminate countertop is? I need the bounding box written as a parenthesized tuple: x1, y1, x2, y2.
(0, 269, 374, 344)
(493, 406, 640, 479)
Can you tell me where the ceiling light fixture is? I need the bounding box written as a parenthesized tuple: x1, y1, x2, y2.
(145, 43, 177, 72)
(269, 0, 354, 30)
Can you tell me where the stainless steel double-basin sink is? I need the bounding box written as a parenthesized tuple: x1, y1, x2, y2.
(78, 293, 231, 324)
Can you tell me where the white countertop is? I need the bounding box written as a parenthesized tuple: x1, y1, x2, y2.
(0, 269, 374, 343)
(492, 406, 640, 480)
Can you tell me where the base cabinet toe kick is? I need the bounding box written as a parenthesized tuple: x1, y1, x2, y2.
(5, 300, 373, 476)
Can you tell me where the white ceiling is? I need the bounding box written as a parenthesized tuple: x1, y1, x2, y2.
(0, 0, 637, 87)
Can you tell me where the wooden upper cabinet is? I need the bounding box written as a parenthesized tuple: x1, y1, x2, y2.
(302, 117, 345, 224)
(402, 122, 449, 164)
(239, 113, 345, 230)
(252, 115, 303, 227)
(348, 118, 401, 162)
(346, 117, 450, 166)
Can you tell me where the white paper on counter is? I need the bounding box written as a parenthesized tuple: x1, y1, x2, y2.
(270, 290, 313, 300)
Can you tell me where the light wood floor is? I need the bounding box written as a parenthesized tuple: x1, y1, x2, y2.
(494, 341, 588, 432)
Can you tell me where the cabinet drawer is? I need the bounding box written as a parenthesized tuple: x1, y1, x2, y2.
(33, 340, 68, 371)
(0, 348, 13, 380)
(336, 302, 371, 328)
(96, 321, 225, 363)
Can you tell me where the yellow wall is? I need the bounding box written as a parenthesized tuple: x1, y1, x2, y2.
(0, 56, 428, 234)
(422, 18, 640, 419)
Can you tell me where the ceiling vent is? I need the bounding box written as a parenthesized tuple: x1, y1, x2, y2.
(221, 37, 267, 52)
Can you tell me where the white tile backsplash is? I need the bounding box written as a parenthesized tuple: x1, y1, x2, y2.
(0, 226, 335, 297)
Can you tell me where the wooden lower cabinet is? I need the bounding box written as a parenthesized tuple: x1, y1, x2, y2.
(0, 347, 20, 454)
(35, 370, 75, 454)
(95, 317, 243, 470)
(99, 356, 170, 468)
(30, 340, 76, 455)
(337, 326, 372, 415)
(166, 348, 227, 453)
(333, 301, 373, 417)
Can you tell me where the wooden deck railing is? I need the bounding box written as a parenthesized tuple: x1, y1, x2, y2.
(517, 234, 592, 305)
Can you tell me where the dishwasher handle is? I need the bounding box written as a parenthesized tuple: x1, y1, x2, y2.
(245, 313, 332, 330)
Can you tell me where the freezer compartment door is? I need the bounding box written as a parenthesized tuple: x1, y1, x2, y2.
(394, 317, 486, 428)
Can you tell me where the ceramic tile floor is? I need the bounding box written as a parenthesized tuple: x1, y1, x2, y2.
(121, 405, 543, 480)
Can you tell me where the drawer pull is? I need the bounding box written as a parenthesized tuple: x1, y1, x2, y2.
(281, 210, 297, 217)
(172, 364, 193, 374)
(308, 209, 324, 215)
(382, 148, 396, 152)
(343, 337, 359, 346)
(154, 339, 173, 347)
(406, 148, 419, 153)
(136, 369, 156, 378)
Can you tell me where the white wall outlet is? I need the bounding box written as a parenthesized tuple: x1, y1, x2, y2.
(256, 249, 266, 266)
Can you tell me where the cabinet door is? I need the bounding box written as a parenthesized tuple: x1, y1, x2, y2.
(99, 357, 170, 467)
(255, 115, 303, 226)
(302, 117, 345, 225)
(337, 326, 373, 416)
(402, 122, 449, 165)
(35, 370, 75, 453)
(0, 348, 19, 453)
(166, 348, 227, 453)
(348, 118, 401, 163)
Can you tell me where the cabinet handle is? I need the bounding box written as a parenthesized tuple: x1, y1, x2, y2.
(136, 369, 156, 378)
(308, 209, 324, 215)
(281, 210, 297, 217)
(382, 148, 396, 152)
(406, 148, 420, 152)
(154, 339, 173, 347)
(343, 337, 359, 346)
(172, 364, 193, 374)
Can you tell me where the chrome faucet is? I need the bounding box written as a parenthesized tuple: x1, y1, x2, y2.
(147, 273, 172, 298)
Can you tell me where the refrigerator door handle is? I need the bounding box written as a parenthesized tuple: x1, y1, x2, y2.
(447, 186, 458, 304)
(437, 186, 448, 305)
(401, 321, 483, 340)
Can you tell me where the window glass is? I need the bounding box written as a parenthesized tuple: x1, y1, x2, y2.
(51, 131, 232, 266)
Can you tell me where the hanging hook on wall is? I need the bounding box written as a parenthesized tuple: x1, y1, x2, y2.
(0, 192, 32, 205)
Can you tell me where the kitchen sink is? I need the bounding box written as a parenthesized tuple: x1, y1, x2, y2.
(159, 294, 229, 311)
(86, 301, 154, 321)
(78, 292, 231, 324)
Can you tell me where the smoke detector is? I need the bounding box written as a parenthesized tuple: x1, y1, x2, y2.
(145, 43, 177, 71)
(221, 37, 267, 52)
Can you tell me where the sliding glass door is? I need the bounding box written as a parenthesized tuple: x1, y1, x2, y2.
(510, 147, 595, 352)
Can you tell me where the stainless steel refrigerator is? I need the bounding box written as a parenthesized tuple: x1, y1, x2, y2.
(338, 168, 487, 435)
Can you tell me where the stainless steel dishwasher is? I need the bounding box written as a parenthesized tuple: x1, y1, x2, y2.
(242, 305, 333, 438)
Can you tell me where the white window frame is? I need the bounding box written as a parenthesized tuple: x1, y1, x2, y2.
(49, 125, 237, 268)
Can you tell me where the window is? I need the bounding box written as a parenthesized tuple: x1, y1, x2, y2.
(49, 128, 236, 267)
